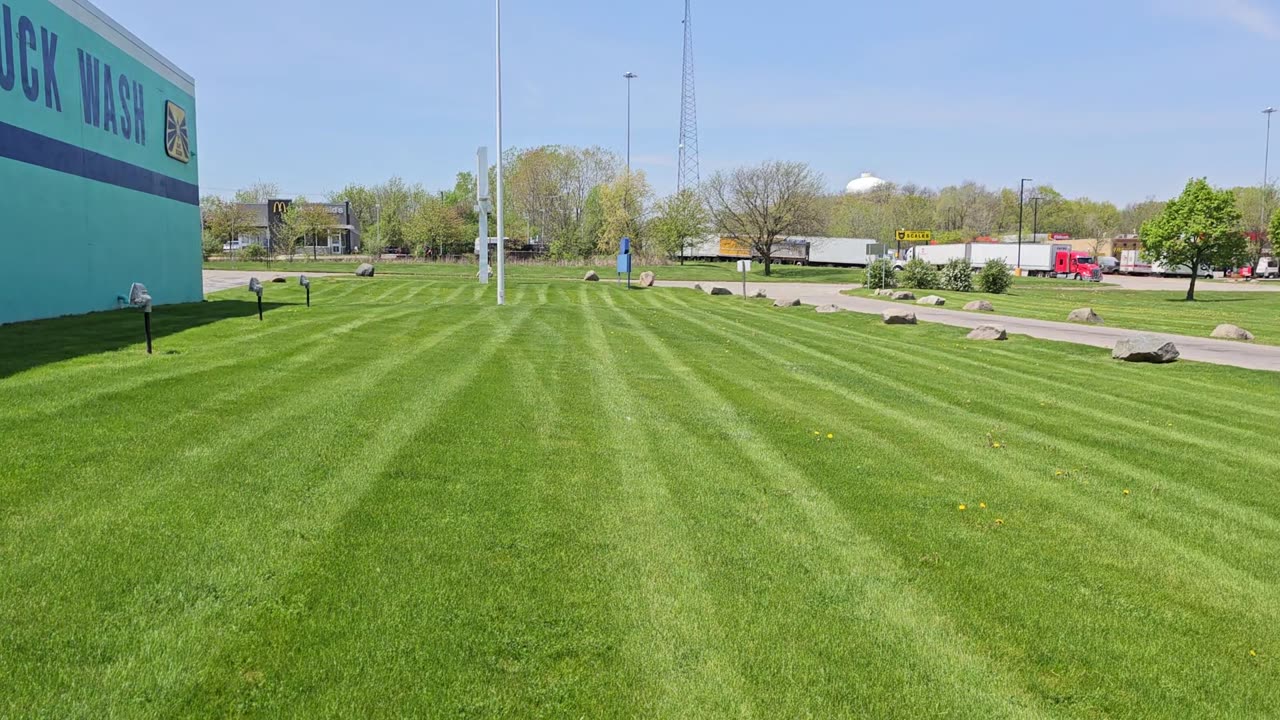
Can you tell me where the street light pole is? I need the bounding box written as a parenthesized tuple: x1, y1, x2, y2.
(495, 0, 506, 305)
(375, 202, 381, 260)
(1031, 196, 1042, 247)
(1262, 107, 1276, 253)
(1017, 178, 1032, 275)
(624, 72, 638, 173)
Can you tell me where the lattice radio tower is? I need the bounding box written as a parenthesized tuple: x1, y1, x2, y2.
(678, 0, 700, 191)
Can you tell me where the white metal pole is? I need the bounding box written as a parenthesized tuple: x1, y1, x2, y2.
(477, 146, 490, 284)
(495, 0, 506, 306)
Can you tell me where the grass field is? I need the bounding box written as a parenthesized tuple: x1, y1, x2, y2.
(861, 285, 1280, 345)
(3, 277, 1279, 717)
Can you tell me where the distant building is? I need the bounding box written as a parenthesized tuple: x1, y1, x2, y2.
(215, 200, 362, 255)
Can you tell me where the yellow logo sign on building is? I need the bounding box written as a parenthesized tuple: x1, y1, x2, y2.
(164, 101, 190, 163)
(895, 230, 932, 242)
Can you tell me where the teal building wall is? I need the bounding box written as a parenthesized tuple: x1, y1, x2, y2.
(0, 0, 199, 325)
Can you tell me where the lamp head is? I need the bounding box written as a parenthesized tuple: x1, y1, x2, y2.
(299, 275, 311, 289)
(248, 278, 263, 296)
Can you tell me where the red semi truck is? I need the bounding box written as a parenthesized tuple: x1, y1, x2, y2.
(904, 243, 1102, 281)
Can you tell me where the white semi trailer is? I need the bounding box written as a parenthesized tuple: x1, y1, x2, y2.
(802, 237, 885, 266)
(901, 243, 1074, 275)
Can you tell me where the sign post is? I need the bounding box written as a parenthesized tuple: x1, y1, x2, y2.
(737, 259, 752, 297)
(475, 147, 491, 285)
(617, 237, 633, 287)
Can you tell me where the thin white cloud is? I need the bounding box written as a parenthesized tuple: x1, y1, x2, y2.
(1159, 0, 1280, 39)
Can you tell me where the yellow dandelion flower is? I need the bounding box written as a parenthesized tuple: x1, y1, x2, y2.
(813, 431, 820, 436)
(827, 433, 834, 440)
(995, 518, 1005, 526)
(958, 504, 967, 511)
(992, 442, 1002, 449)
(1123, 489, 1131, 496)
(1250, 649, 1258, 657)
(979, 502, 987, 509)
(1055, 470, 1064, 477)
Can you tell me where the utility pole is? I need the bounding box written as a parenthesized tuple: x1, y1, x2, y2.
(1017, 178, 1032, 275)
(677, 0, 700, 192)
(1262, 107, 1276, 261)
(495, 0, 506, 305)
(624, 72, 638, 173)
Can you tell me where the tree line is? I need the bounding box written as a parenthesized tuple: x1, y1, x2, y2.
(203, 147, 1278, 276)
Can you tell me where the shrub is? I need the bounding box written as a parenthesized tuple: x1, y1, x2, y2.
(864, 258, 897, 289)
(201, 234, 223, 261)
(978, 259, 1013, 294)
(900, 257, 941, 290)
(239, 243, 268, 261)
(940, 258, 974, 292)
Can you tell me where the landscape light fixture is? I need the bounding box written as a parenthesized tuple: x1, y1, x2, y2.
(248, 277, 264, 321)
(299, 275, 311, 307)
(125, 282, 153, 354)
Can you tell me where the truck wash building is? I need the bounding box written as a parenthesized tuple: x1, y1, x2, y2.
(0, 0, 200, 325)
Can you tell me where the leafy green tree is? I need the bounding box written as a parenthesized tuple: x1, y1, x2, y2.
(292, 198, 340, 260)
(233, 182, 282, 204)
(1141, 178, 1247, 301)
(598, 171, 653, 255)
(202, 197, 258, 260)
(649, 189, 710, 262)
(406, 198, 469, 259)
(271, 202, 303, 261)
(864, 258, 896, 289)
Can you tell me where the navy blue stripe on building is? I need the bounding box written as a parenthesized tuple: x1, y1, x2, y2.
(0, 120, 198, 205)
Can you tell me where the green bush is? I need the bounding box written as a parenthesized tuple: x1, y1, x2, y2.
(239, 243, 268, 261)
(900, 258, 940, 290)
(978, 259, 1013, 294)
(201, 234, 223, 261)
(864, 258, 897, 289)
(940, 258, 974, 292)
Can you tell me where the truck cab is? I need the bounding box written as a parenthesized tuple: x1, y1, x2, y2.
(1054, 251, 1102, 281)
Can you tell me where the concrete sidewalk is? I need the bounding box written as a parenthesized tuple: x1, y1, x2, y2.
(658, 280, 1280, 373)
(203, 269, 340, 294)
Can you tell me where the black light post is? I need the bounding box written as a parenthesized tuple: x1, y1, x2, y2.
(299, 275, 311, 307)
(1031, 196, 1043, 245)
(1017, 178, 1032, 274)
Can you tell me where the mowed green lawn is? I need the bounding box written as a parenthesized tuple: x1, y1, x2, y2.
(862, 285, 1280, 345)
(2, 278, 1279, 718)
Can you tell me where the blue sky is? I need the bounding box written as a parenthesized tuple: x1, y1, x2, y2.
(101, 0, 1280, 204)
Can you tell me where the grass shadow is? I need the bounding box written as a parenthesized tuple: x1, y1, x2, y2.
(0, 300, 289, 379)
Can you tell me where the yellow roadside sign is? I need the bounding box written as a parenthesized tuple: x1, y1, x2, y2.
(895, 230, 932, 242)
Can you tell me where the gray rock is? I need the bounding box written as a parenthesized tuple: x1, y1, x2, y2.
(815, 304, 842, 314)
(964, 300, 995, 312)
(774, 298, 802, 307)
(271, 276, 287, 283)
(873, 289, 896, 297)
(355, 263, 376, 278)
(639, 271, 656, 288)
(917, 295, 946, 306)
(584, 271, 600, 282)
(1211, 323, 1254, 341)
(890, 291, 916, 301)
(882, 309, 918, 325)
(709, 287, 733, 296)
(967, 325, 1008, 341)
(1068, 307, 1103, 324)
(1113, 335, 1179, 363)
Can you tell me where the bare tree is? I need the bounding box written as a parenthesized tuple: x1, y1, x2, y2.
(703, 161, 827, 276)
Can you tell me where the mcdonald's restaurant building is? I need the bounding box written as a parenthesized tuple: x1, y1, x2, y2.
(0, 0, 201, 325)
(226, 199, 360, 255)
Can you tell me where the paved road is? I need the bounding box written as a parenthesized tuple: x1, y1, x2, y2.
(657, 280, 1280, 373)
(203, 269, 337, 293)
(1101, 275, 1280, 292)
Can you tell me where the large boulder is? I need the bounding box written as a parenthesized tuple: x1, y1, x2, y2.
(873, 289, 895, 297)
(917, 295, 946, 306)
(1068, 307, 1103, 324)
(709, 287, 733, 296)
(815, 304, 842, 314)
(890, 291, 916, 301)
(584, 270, 600, 282)
(1211, 324, 1254, 341)
(967, 325, 1008, 341)
(774, 298, 802, 308)
(355, 263, 376, 278)
(639, 271, 656, 288)
(1113, 335, 1180, 364)
(271, 276, 287, 283)
(882, 309, 917, 325)
(964, 300, 995, 312)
